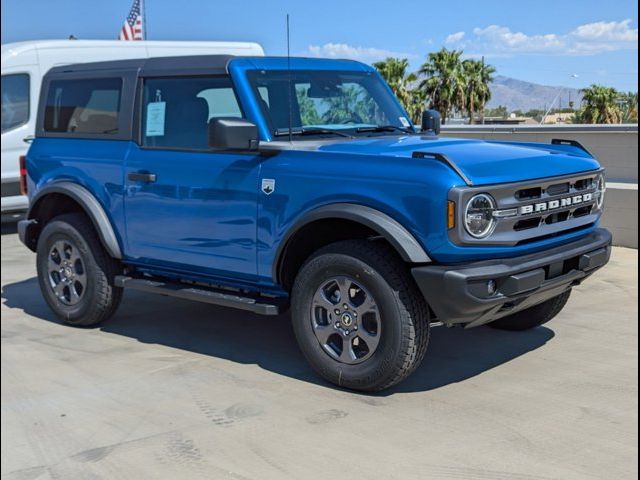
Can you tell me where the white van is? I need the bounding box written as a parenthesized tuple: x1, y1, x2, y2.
(1, 39, 264, 214)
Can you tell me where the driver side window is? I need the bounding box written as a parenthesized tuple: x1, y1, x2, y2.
(141, 76, 243, 149)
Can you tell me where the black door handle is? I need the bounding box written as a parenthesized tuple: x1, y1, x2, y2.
(128, 171, 157, 183)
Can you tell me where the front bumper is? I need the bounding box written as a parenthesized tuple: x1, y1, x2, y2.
(411, 228, 612, 328)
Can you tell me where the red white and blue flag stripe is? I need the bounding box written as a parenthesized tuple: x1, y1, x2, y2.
(119, 0, 144, 41)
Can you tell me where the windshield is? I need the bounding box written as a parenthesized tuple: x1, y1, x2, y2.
(246, 70, 414, 137)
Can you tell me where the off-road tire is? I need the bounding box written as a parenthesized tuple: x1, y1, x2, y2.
(36, 212, 122, 326)
(291, 239, 430, 392)
(489, 290, 572, 331)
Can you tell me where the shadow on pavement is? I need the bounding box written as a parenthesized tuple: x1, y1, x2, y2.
(1, 277, 554, 395)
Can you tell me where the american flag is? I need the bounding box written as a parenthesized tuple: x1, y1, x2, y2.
(119, 0, 144, 41)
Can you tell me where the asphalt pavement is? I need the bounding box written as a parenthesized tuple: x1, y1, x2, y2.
(1, 223, 637, 479)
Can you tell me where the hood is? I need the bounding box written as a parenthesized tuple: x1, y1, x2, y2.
(316, 135, 601, 186)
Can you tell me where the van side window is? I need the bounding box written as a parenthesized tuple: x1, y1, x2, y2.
(142, 76, 243, 149)
(1, 74, 30, 133)
(44, 78, 122, 134)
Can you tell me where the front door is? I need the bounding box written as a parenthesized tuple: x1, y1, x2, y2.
(124, 75, 261, 283)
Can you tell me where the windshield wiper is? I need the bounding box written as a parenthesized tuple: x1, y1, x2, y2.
(275, 127, 353, 138)
(355, 125, 413, 134)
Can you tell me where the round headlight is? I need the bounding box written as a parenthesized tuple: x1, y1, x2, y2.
(596, 174, 606, 209)
(464, 193, 497, 238)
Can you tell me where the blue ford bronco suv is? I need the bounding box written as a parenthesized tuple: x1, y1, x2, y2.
(19, 55, 611, 391)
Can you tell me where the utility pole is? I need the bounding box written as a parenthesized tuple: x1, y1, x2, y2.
(541, 74, 578, 124)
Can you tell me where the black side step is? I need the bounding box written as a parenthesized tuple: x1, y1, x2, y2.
(114, 276, 280, 315)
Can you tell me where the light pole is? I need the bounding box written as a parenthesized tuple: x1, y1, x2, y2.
(540, 74, 579, 124)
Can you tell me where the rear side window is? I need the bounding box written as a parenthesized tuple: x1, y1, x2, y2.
(1, 74, 30, 133)
(44, 78, 122, 134)
(141, 76, 242, 149)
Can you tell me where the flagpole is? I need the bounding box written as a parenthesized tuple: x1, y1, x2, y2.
(142, 0, 147, 40)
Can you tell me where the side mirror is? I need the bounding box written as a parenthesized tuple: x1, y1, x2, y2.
(208, 118, 259, 151)
(421, 110, 441, 135)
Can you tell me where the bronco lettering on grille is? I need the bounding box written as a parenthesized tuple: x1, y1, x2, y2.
(519, 193, 593, 215)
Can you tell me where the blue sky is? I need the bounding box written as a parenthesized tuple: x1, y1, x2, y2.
(2, 0, 637, 91)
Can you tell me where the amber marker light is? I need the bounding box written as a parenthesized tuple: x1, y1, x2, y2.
(447, 201, 456, 229)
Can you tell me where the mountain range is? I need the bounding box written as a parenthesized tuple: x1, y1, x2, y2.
(486, 75, 583, 113)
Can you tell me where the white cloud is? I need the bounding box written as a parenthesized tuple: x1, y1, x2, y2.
(453, 20, 638, 57)
(572, 19, 638, 42)
(306, 43, 413, 63)
(472, 25, 565, 54)
(445, 31, 465, 44)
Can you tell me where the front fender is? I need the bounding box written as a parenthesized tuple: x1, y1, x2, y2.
(273, 202, 432, 281)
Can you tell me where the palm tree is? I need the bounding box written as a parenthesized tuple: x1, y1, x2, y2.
(462, 59, 496, 124)
(417, 48, 466, 124)
(619, 91, 638, 123)
(320, 85, 382, 125)
(296, 86, 321, 125)
(577, 85, 623, 124)
(373, 57, 422, 123)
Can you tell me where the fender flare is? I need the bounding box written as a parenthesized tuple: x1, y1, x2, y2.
(28, 182, 122, 259)
(273, 203, 431, 281)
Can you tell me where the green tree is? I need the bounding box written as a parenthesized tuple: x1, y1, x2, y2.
(320, 85, 382, 125)
(296, 87, 321, 125)
(417, 48, 466, 124)
(576, 85, 623, 124)
(619, 91, 638, 123)
(485, 105, 508, 118)
(524, 108, 545, 122)
(373, 57, 422, 123)
(461, 59, 496, 124)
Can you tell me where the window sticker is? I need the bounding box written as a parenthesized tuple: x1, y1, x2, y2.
(399, 116, 411, 128)
(146, 101, 166, 137)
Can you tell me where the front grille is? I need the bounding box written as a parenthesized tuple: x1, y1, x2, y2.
(573, 205, 593, 218)
(449, 170, 603, 246)
(544, 210, 571, 226)
(515, 223, 595, 246)
(546, 182, 570, 196)
(514, 217, 541, 231)
(516, 187, 542, 200)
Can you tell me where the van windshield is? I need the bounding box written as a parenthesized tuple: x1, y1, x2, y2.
(246, 70, 414, 138)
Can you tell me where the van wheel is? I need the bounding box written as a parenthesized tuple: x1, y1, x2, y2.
(489, 290, 571, 331)
(36, 213, 122, 326)
(291, 240, 430, 392)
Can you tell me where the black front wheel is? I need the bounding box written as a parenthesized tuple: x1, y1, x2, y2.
(291, 240, 430, 392)
(36, 213, 122, 326)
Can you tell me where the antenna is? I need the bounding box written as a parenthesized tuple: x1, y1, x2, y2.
(142, 0, 148, 40)
(287, 14, 293, 143)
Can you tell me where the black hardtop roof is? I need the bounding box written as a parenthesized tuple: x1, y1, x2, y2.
(46, 54, 237, 77)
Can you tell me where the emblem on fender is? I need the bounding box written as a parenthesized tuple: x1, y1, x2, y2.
(261, 179, 275, 195)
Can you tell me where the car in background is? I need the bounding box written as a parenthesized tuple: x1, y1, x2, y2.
(1, 39, 264, 214)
